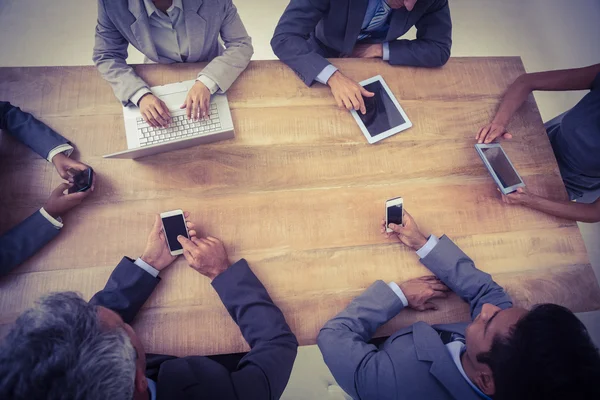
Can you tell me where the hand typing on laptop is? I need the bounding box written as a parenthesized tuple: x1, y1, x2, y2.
(181, 81, 212, 121)
(139, 93, 171, 128)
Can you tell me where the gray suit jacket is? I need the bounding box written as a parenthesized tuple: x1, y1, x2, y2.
(0, 102, 71, 275)
(93, 0, 253, 105)
(317, 235, 513, 400)
(271, 0, 452, 86)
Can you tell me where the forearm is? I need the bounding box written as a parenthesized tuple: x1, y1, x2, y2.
(491, 77, 533, 126)
(522, 195, 600, 223)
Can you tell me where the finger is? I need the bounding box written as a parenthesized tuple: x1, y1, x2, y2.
(422, 302, 438, 311)
(205, 236, 220, 244)
(478, 126, 490, 144)
(186, 221, 195, 230)
(358, 93, 367, 115)
(484, 128, 500, 144)
(341, 96, 353, 111)
(360, 88, 375, 97)
(183, 211, 190, 218)
(144, 111, 157, 128)
(420, 275, 440, 281)
(188, 230, 197, 238)
(199, 238, 212, 246)
(430, 283, 451, 292)
(177, 235, 196, 251)
(153, 107, 168, 128)
(186, 98, 192, 119)
(503, 133, 513, 140)
(476, 126, 485, 140)
(64, 191, 88, 202)
(149, 108, 166, 128)
(182, 249, 195, 264)
(202, 98, 210, 120)
(333, 94, 343, 109)
(157, 102, 171, 126)
(387, 223, 404, 234)
(349, 93, 360, 111)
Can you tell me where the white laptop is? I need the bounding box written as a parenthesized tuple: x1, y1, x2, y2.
(104, 80, 234, 159)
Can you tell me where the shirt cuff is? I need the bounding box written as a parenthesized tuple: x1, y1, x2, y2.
(134, 258, 160, 278)
(130, 87, 152, 107)
(196, 75, 220, 95)
(388, 282, 409, 307)
(416, 235, 440, 259)
(382, 42, 390, 61)
(39, 207, 63, 229)
(47, 144, 74, 163)
(315, 64, 339, 85)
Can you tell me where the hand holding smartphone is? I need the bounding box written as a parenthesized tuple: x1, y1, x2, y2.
(68, 167, 94, 194)
(386, 197, 403, 232)
(160, 209, 190, 256)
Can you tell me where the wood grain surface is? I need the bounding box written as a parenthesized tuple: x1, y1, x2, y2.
(1, 58, 599, 356)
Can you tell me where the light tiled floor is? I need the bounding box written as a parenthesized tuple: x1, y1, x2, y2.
(1, 1, 599, 398)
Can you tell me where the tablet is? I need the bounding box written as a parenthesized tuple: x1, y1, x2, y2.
(350, 75, 412, 144)
(475, 143, 525, 194)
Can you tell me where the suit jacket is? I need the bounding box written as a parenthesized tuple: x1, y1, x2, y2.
(271, 0, 452, 86)
(93, 0, 254, 105)
(90, 257, 298, 400)
(0, 102, 71, 275)
(317, 236, 513, 400)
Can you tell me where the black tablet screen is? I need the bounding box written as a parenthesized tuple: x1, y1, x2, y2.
(359, 80, 406, 137)
(481, 147, 522, 188)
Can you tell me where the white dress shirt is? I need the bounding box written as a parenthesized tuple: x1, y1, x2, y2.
(131, 0, 220, 105)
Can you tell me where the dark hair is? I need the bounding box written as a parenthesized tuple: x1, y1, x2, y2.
(477, 304, 600, 400)
(0, 292, 136, 400)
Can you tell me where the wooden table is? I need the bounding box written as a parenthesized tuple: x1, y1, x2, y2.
(1, 58, 599, 356)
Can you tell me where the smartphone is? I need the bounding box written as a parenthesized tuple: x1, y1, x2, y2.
(386, 197, 403, 233)
(68, 167, 94, 194)
(160, 209, 189, 256)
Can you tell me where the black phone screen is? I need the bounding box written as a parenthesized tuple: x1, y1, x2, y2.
(359, 80, 406, 137)
(387, 203, 403, 226)
(481, 147, 522, 188)
(69, 167, 93, 193)
(162, 215, 188, 251)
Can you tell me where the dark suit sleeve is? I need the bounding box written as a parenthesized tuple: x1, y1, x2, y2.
(317, 280, 404, 400)
(0, 210, 60, 275)
(89, 257, 160, 323)
(211, 259, 298, 400)
(270, 0, 332, 86)
(420, 235, 513, 319)
(388, 0, 452, 67)
(0, 101, 70, 160)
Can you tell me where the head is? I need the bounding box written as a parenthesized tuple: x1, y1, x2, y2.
(387, 0, 418, 11)
(463, 303, 600, 399)
(0, 293, 148, 400)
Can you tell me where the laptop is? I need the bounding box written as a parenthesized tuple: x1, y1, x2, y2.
(104, 80, 234, 159)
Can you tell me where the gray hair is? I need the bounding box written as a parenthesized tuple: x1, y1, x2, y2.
(0, 292, 137, 400)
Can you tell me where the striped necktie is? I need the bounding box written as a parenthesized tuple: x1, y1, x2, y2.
(358, 0, 392, 40)
(439, 330, 466, 345)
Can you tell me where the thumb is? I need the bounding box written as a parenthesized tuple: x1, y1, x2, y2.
(360, 87, 375, 97)
(53, 183, 71, 195)
(152, 214, 162, 234)
(516, 187, 525, 194)
(503, 132, 513, 140)
(180, 103, 186, 109)
(388, 223, 404, 234)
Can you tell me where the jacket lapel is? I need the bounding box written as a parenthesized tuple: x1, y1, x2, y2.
(412, 322, 479, 400)
(385, 7, 410, 41)
(183, 0, 206, 61)
(128, 0, 159, 61)
(342, 0, 368, 54)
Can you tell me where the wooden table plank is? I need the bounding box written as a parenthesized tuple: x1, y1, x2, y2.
(1, 57, 599, 356)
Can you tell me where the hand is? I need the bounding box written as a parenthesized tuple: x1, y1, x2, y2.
(181, 81, 211, 121)
(476, 122, 513, 144)
(51, 153, 93, 182)
(351, 43, 383, 59)
(501, 187, 532, 206)
(177, 235, 230, 280)
(44, 182, 93, 219)
(140, 212, 197, 271)
(399, 276, 450, 311)
(381, 210, 428, 251)
(327, 71, 374, 114)
(139, 93, 171, 128)
(388, 0, 418, 11)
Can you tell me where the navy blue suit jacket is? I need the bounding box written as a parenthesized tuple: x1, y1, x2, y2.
(90, 258, 298, 400)
(0, 102, 71, 275)
(271, 0, 452, 86)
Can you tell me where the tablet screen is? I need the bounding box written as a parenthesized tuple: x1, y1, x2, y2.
(481, 147, 522, 187)
(359, 80, 406, 137)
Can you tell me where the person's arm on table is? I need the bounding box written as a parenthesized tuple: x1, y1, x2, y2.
(178, 235, 298, 400)
(0, 183, 92, 275)
(502, 187, 600, 223)
(386, 211, 513, 319)
(387, 0, 452, 68)
(477, 63, 600, 143)
(92, 0, 170, 127)
(90, 214, 196, 323)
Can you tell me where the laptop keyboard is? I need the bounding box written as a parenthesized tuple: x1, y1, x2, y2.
(136, 103, 221, 147)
